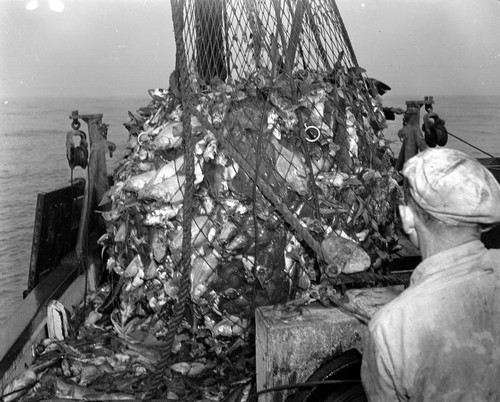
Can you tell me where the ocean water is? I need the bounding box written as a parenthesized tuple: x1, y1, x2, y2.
(0, 95, 147, 327)
(382, 95, 500, 159)
(0, 95, 499, 327)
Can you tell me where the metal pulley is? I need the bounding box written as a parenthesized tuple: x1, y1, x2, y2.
(66, 112, 116, 171)
(66, 117, 89, 170)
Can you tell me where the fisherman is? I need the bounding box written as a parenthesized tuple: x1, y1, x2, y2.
(361, 148, 500, 401)
(395, 110, 428, 171)
(422, 103, 448, 148)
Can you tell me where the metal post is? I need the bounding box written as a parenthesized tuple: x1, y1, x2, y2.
(405, 96, 434, 127)
(75, 113, 109, 260)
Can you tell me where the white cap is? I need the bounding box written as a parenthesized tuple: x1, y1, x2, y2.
(402, 148, 500, 226)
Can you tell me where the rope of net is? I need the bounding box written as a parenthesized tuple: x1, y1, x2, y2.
(330, 270, 410, 287)
(248, 116, 271, 320)
(141, 1, 393, 397)
(329, 0, 359, 67)
(143, 0, 195, 398)
(190, 107, 326, 263)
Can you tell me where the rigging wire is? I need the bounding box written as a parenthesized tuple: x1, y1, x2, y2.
(248, 379, 363, 400)
(419, 122, 495, 159)
(446, 130, 495, 159)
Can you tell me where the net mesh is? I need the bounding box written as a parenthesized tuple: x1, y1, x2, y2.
(180, 0, 359, 84)
(100, 0, 405, 397)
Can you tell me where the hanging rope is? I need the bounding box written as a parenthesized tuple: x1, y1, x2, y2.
(144, 0, 195, 398)
(66, 114, 91, 331)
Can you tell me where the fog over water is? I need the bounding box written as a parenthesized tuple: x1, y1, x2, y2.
(1, 0, 500, 99)
(1, 0, 500, 326)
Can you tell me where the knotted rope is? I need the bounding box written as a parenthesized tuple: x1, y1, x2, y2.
(143, 0, 196, 398)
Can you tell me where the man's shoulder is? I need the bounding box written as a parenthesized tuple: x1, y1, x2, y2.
(369, 286, 421, 332)
(483, 247, 500, 265)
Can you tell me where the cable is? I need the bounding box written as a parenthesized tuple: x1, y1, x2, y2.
(425, 128, 495, 158)
(446, 130, 495, 158)
(248, 379, 362, 400)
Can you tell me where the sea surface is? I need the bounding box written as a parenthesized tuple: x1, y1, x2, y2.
(0, 95, 147, 328)
(0, 95, 499, 328)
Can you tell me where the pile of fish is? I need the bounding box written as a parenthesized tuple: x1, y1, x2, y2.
(3, 68, 405, 401)
(99, 68, 403, 337)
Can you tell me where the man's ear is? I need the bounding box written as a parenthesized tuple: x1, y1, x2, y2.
(398, 205, 415, 235)
(399, 204, 419, 248)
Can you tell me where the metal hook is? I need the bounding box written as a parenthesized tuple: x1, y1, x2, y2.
(305, 125, 321, 143)
(70, 110, 81, 130)
(138, 132, 149, 146)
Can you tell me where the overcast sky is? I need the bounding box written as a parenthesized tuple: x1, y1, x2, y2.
(1, 0, 500, 99)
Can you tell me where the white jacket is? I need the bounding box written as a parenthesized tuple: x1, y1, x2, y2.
(361, 240, 500, 401)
